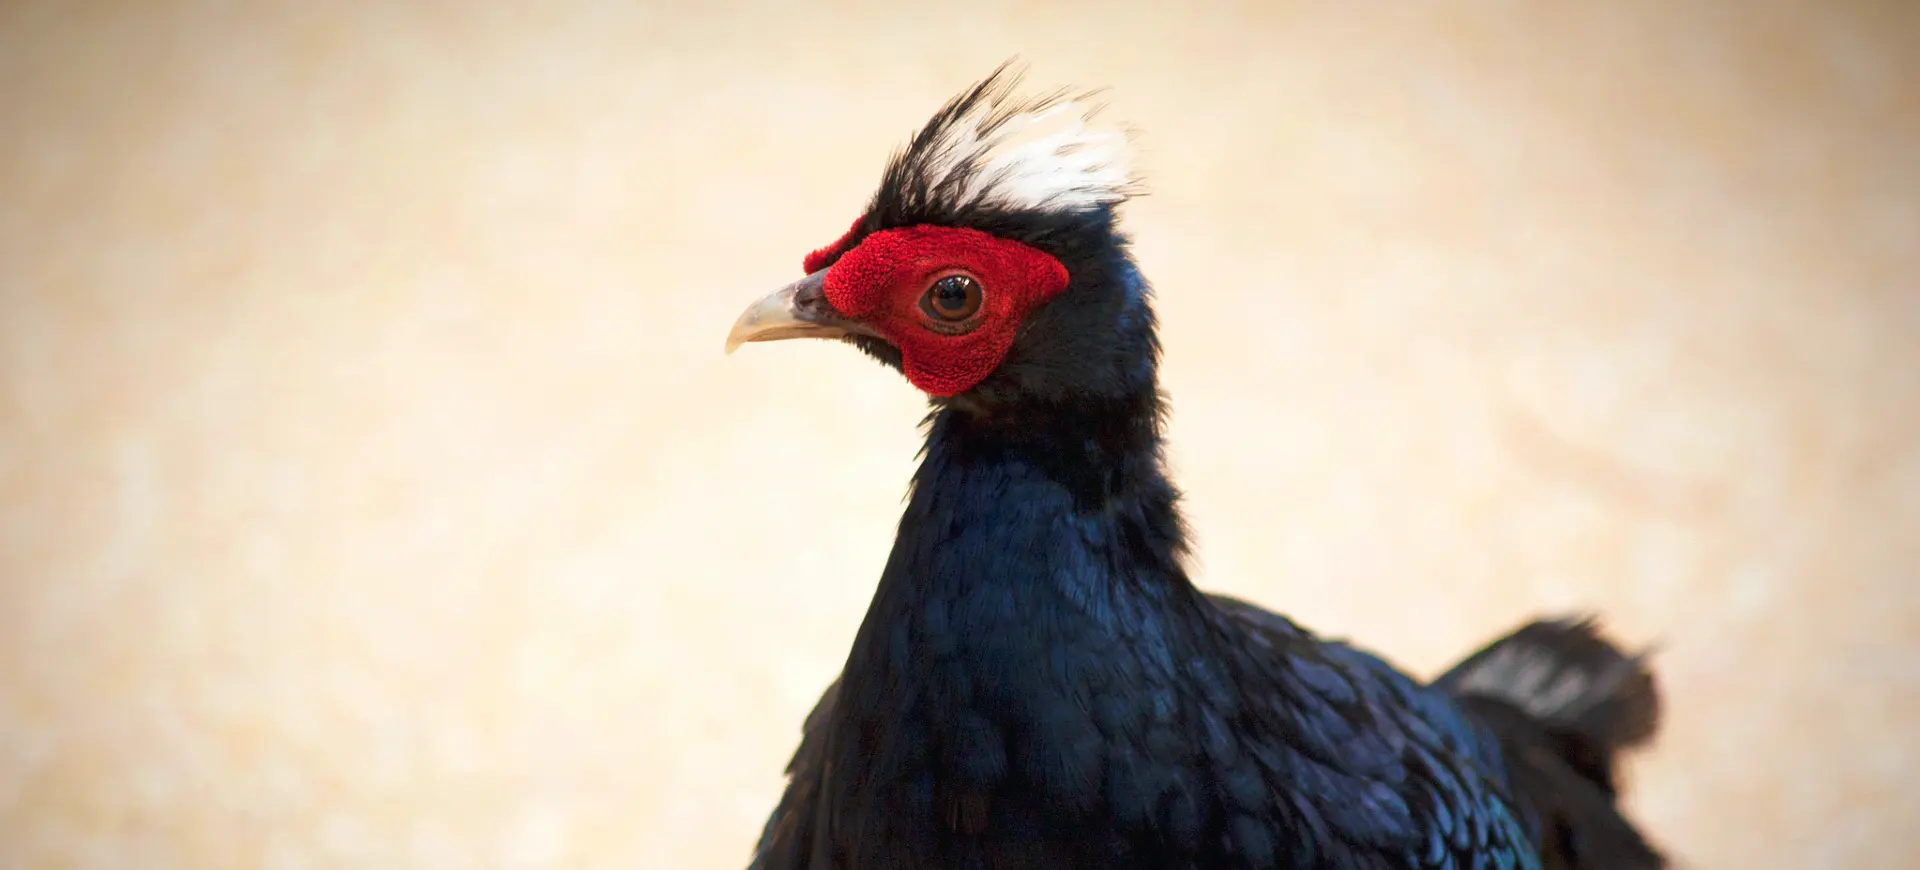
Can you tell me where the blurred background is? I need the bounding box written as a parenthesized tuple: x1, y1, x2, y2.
(2, 1, 1916, 867)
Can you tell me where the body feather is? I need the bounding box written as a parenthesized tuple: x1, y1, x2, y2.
(737, 64, 1665, 870)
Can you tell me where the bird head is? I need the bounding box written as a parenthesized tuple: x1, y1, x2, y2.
(726, 63, 1152, 412)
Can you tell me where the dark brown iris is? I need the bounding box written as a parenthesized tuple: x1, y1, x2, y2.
(921, 274, 983, 322)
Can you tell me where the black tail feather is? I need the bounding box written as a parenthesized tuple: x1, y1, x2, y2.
(1437, 615, 1667, 869)
(1437, 615, 1661, 755)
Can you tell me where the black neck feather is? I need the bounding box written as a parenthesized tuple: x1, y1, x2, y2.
(819, 277, 1219, 853)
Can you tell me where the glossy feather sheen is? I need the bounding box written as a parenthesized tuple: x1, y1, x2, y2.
(749, 67, 1663, 870)
(746, 274, 1662, 867)
(749, 402, 1563, 868)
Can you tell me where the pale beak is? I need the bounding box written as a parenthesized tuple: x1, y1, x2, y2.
(724, 269, 872, 354)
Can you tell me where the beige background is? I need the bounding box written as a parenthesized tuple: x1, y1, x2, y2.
(3, 1, 1917, 868)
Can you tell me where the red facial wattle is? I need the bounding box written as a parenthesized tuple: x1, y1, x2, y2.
(802, 217, 865, 276)
(808, 224, 1071, 397)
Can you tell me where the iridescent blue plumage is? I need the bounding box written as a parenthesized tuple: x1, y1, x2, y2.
(735, 64, 1665, 870)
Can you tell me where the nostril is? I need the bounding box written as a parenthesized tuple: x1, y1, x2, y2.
(792, 273, 839, 318)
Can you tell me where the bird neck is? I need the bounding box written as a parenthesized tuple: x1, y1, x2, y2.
(836, 384, 1208, 722)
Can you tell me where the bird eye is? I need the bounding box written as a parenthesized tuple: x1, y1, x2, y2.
(920, 274, 983, 323)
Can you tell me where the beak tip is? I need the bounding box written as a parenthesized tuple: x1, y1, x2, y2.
(724, 313, 757, 356)
(726, 269, 846, 356)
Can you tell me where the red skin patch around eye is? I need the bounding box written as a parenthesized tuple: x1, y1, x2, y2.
(819, 225, 1071, 397)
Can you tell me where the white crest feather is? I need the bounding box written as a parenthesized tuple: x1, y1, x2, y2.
(907, 67, 1140, 215)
